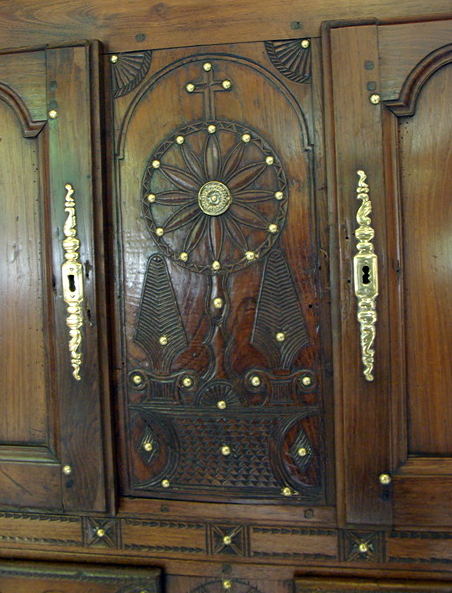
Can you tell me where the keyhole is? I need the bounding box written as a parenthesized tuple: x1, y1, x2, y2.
(362, 265, 371, 285)
(68, 274, 76, 293)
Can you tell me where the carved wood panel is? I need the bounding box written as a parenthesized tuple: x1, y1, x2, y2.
(113, 41, 329, 505)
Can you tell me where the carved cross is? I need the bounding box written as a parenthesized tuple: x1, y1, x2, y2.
(185, 63, 232, 120)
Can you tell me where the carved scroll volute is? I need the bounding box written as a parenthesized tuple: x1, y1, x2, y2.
(62, 183, 84, 381)
(354, 170, 378, 381)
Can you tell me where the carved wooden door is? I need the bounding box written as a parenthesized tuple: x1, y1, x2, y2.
(0, 42, 109, 511)
(325, 18, 452, 527)
(112, 40, 332, 511)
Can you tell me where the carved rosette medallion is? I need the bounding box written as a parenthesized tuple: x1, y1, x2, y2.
(142, 120, 288, 274)
(198, 181, 232, 215)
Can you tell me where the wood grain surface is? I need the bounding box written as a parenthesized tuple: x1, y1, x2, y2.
(0, 0, 451, 53)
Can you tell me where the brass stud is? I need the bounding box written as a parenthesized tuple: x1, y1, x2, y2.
(152, 159, 160, 169)
(250, 375, 261, 387)
(207, 124, 216, 134)
(155, 227, 164, 237)
(297, 447, 307, 457)
(96, 528, 106, 538)
(222, 79, 232, 89)
(222, 535, 232, 545)
(212, 260, 221, 271)
(268, 223, 278, 234)
(282, 486, 292, 497)
(203, 62, 212, 71)
(370, 93, 381, 105)
(221, 445, 231, 456)
(275, 191, 284, 200)
(379, 473, 392, 485)
(144, 442, 153, 452)
(48, 109, 58, 119)
(110, 54, 119, 63)
(241, 133, 251, 143)
(159, 335, 168, 346)
(186, 83, 195, 92)
(147, 193, 156, 203)
(301, 375, 312, 386)
(132, 373, 143, 385)
(182, 376, 193, 388)
(223, 581, 232, 591)
(213, 297, 224, 308)
(301, 39, 310, 49)
(276, 332, 286, 342)
(266, 155, 275, 165)
(179, 252, 188, 262)
(359, 542, 369, 553)
(161, 479, 170, 488)
(176, 135, 185, 144)
(245, 251, 256, 261)
(62, 465, 72, 475)
(217, 400, 227, 410)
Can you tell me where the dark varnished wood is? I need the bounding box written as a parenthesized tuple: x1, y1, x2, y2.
(112, 40, 330, 507)
(0, 42, 109, 512)
(324, 23, 392, 525)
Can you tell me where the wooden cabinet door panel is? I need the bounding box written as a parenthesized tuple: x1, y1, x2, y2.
(0, 42, 108, 512)
(112, 41, 331, 507)
(325, 18, 452, 526)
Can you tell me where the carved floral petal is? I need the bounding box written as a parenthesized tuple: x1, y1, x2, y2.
(227, 162, 267, 191)
(163, 202, 200, 233)
(151, 190, 195, 206)
(204, 133, 222, 180)
(183, 214, 208, 253)
(180, 143, 205, 184)
(158, 164, 200, 192)
(223, 216, 249, 252)
(208, 216, 225, 261)
(222, 141, 246, 182)
(233, 189, 277, 203)
(229, 203, 270, 230)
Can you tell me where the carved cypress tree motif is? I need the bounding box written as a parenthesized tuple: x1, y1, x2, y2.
(134, 254, 188, 372)
(251, 250, 310, 369)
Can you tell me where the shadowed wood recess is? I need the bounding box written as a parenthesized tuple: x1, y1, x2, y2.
(0, 0, 451, 52)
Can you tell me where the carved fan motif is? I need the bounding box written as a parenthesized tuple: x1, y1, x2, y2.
(265, 39, 311, 83)
(110, 51, 152, 98)
(142, 120, 288, 274)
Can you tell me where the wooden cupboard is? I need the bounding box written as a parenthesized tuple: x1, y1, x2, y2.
(0, 3, 452, 592)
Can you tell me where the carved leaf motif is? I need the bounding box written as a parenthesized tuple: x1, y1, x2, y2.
(159, 164, 200, 191)
(204, 132, 222, 180)
(181, 143, 205, 183)
(134, 254, 188, 372)
(227, 162, 267, 191)
(163, 202, 199, 233)
(151, 190, 194, 205)
(251, 250, 310, 368)
(222, 140, 246, 180)
(223, 216, 249, 252)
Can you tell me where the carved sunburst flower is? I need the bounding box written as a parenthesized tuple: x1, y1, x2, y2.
(142, 120, 288, 274)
